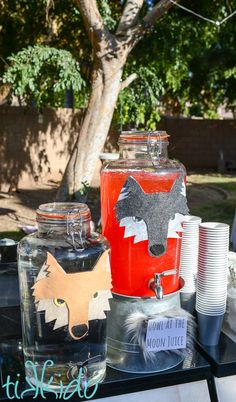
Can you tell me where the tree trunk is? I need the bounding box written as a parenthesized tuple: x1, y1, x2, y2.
(56, 59, 123, 200)
(56, 0, 176, 201)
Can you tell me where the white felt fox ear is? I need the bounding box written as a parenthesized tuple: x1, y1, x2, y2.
(46, 252, 66, 277)
(170, 175, 183, 193)
(124, 176, 144, 196)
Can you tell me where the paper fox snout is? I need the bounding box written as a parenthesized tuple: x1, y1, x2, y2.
(32, 250, 112, 340)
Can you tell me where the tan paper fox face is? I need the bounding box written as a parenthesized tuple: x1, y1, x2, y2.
(32, 250, 112, 340)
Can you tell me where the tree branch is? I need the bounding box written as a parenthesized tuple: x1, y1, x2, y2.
(129, 0, 179, 46)
(76, 0, 112, 47)
(120, 73, 138, 90)
(116, 0, 144, 34)
(143, 0, 176, 27)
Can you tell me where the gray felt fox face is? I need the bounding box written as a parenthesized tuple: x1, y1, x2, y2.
(115, 175, 189, 257)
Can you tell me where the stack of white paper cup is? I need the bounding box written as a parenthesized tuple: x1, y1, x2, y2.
(179, 216, 202, 313)
(196, 222, 229, 345)
(180, 215, 202, 293)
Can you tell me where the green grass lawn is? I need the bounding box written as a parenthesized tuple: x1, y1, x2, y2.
(188, 173, 236, 227)
(0, 173, 235, 240)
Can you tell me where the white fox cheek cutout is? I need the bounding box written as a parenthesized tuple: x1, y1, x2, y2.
(119, 217, 148, 244)
(36, 299, 68, 330)
(36, 290, 112, 330)
(119, 213, 185, 242)
(118, 182, 187, 243)
(88, 290, 113, 320)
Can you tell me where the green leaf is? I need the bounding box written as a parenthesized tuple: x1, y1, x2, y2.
(3, 45, 85, 107)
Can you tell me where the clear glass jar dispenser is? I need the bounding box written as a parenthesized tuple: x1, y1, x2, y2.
(101, 131, 188, 298)
(18, 203, 111, 389)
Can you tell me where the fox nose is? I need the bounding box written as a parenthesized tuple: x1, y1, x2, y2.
(71, 324, 88, 338)
(149, 244, 165, 257)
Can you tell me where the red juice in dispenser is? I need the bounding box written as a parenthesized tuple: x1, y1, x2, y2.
(101, 131, 189, 297)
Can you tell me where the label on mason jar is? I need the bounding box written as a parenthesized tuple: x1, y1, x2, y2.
(115, 175, 189, 257)
(145, 316, 187, 352)
(32, 250, 112, 340)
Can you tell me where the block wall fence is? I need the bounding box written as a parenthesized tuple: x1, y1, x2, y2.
(0, 106, 235, 191)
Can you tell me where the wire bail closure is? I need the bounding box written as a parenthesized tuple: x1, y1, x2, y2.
(66, 210, 84, 249)
(147, 131, 163, 168)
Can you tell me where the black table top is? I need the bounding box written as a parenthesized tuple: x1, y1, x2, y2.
(0, 306, 212, 401)
(2, 267, 236, 402)
(96, 352, 211, 400)
(197, 331, 236, 378)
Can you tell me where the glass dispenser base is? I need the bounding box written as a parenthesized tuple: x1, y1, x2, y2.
(107, 280, 186, 373)
(107, 338, 184, 374)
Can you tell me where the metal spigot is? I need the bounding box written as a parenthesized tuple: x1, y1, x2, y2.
(148, 269, 177, 300)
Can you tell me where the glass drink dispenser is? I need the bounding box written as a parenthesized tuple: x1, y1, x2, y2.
(18, 203, 111, 389)
(101, 131, 188, 298)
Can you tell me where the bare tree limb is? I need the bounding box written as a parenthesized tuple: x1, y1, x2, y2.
(46, 0, 54, 23)
(143, 0, 176, 27)
(128, 0, 179, 46)
(76, 0, 112, 47)
(116, 0, 144, 34)
(120, 73, 138, 90)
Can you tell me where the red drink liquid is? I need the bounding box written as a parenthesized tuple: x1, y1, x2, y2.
(101, 170, 182, 297)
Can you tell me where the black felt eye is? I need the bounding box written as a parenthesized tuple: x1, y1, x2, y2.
(132, 217, 143, 223)
(93, 292, 99, 299)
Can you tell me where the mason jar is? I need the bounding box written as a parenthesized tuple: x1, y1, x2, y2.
(101, 131, 188, 298)
(17, 203, 111, 389)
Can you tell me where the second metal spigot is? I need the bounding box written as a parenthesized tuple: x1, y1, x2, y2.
(148, 269, 177, 299)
